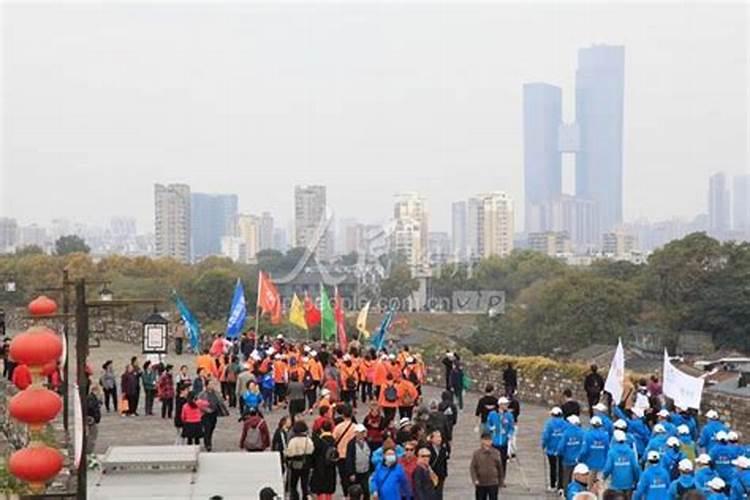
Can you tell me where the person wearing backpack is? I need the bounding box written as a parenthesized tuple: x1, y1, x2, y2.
(340, 354, 359, 409)
(239, 407, 270, 452)
(345, 424, 373, 499)
(379, 374, 400, 426)
(301, 358, 317, 411)
(333, 404, 358, 495)
(397, 376, 419, 420)
(286, 421, 315, 500)
(310, 420, 338, 499)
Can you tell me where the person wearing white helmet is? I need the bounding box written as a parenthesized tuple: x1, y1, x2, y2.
(667, 458, 699, 498)
(486, 396, 515, 484)
(579, 416, 609, 484)
(710, 430, 739, 484)
(699, 409, 729, 453)
(541, 406, 567, 492)
(695, 453, 718, 492)
(660, 436, 687, 481)
(706, 476, 727, 499)
(556, 415, 585, 491)
(644, 424, 670, 462)
(603, 429, 640, 495)
(730, 455, 750, 499)
(592, 402, 614, 439)
(634, 450, 671, 500)
(656, 408, 678, 437)
(566, 463, 591, 500)
(676, 424, 697, 462)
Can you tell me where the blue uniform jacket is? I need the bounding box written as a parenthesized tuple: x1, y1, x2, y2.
(634, 464, 672, 500)
(487, 410, 514, 448)
(695, 467, 718, 493)
(369, 463, 411, 500)
(578, 427, 609, 472)
(699, 421, 728, 452)
(668, 474, 698, 500)
(556, 425, 585, 466)
(541, 417, 567, 456)
(603, 442, 640, 491)
(566, 480, 588, 500)
(710, 443, 740, 482)
(729, 469, 750, 500)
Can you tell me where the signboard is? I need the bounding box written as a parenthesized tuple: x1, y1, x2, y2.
(143, 323, 168, 354)
(451, 290, 506, 315)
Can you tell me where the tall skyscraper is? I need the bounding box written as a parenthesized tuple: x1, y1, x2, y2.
(259, 212, 274, 251)
(154, 183, 191, 262)
(190, 193, 238, 261)
(237, 214, 261, 261)
(294, 185, 330, 261)
(708, 172, 730, 234)
(0, 217, 18, 253)
(523, 82, 562, 232)
(575, 44, 625, 233)
(466, 197, 481, 259)
(451, 201, 467, 259)
(392, 193, 429, 271)
(733, 174, 750, 233)
(476, 192, 514, 258)
(536, 195, 599, 251)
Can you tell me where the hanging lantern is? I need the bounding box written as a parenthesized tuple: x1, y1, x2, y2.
(9, 327, 63, 368)
(28, 295, 58, 317)
(9, 388, 63, 430)
(8, 446, 64, 493)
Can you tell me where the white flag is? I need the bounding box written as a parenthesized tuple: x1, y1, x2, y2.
(604, 338, 625, 403)
(663, 349, 704, 410)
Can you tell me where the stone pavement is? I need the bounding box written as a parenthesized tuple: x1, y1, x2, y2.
(86, 340, 556, 498)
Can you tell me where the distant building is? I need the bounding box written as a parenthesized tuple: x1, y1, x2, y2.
(259, 212, 274, 251)
(220, 236, 247, 263)
(733, 174, 750, 233)
(476, 192, 514, 258)
(294, 185, 330, 261)
(236, 214, 261, 262)
(466, 197, 481, 259)
(191, 193, 238, 261)
(0, 217, 18, 253)
(523, 82, 562, 232)
(530, 195, 598, 252)
(154, 183, 191, 263)
(576, 44, 625, 234)
(273, 228, 288, 253)
(451, 201, 467, 260)
(428, 232, 451, 265)
(708, 172, 731, 236)
(602, 231, 637, 257)
(17, 224, 48, 249)
(528, 231, 571, 256)
(392, 193, 429, 271)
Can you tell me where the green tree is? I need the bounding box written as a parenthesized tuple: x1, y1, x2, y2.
(185, 268, 237, 320)
(15, 245, 44, 256)
(55, 235, 90, 255)
(379, 263, 419, 306)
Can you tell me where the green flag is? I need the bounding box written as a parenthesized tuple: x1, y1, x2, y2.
(320, 285, 336, 342)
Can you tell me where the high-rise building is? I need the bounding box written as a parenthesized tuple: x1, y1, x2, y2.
(18, 224, 48, 249)
(220, 236, 247, 263)
(476, 192, 514, 258)
(0, 217, 18, 253)
(154, 183, 191, 262)
(602, 231, 637, 257)
(237, 214, 261, 262)
(466, 197, 481, 259)
(528, 231, 571, 256)
(191, 193, 238, 261)
(294, 185, 330, 262)
(708, 172, 730, 235)
(523, 83, 563, 232)
(535, 195, 599, 252)
(428, 232, 451, 265)
(733, 174, 750, 233)
(259, 212, 274, 251)
(575, 44, 625, 234)
(391, 218, 423, 271)
(273, 228, 289, 253)
(392, 193, 429, 271)
(451, 201, 467, 260)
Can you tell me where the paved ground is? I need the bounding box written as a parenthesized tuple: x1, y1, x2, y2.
(86, 339, 555, 498)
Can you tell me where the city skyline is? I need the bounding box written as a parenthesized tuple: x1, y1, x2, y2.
(2, 3, 747, 233)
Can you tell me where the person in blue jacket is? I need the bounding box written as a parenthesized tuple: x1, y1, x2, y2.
(727, 431, 743, 458)
(628, 415, 652, 458)
(486, 396, 515, 484)
(656, 409, 677, 437)
(371, 440, 405, 468)
(661, 436, 687, 481)
(705, 476, 729, 500)
(677, 424, 697, 462)
(370, 446, 411, 500)
(699, 410, 729, 453)
(644, 424, 669, 462)
(603, 430, 640, 495)
(695, 453, 719, 494)
(729, 455, 750, 500)
(541, 406, 567, 492)
(634, 450, 671, 500)
(592, 402, 614, 438)
(578, 416, 609, 477)
(566, 463, 591, 500)
(556, 414, 585, 491)
(612, 419, 639, 457)
(241, 380, 264, 412)
(667, 458, 699, 499)
(671, 407, 698, 441)
(711, 431, 740, 483)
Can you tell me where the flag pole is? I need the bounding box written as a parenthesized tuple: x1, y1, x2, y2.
(255, 271, 261, 343)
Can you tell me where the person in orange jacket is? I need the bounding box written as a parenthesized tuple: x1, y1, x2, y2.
(372, 355, 389, 399)
(339, 354, 359, 408)
(358, 353, 375, 403)
(272, 355, 288, 406)
(396, 376, 419, 420)
(378, 373, 400, 425)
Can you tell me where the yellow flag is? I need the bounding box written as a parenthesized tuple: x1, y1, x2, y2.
(356, 301, 371, 338)
(289, 294, 308, 330)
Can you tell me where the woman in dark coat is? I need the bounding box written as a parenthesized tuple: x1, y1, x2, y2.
(121, 364, 139, 416)
(309, 420, 337, 498)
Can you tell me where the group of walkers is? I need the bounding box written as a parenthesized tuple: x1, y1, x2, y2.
(541, 364, 750, 500)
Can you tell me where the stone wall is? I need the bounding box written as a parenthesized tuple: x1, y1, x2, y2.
(0, 380, 27, 451)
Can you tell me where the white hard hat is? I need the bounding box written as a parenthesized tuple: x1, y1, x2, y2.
(657, 409, 670, 418)
(732, 456, 750, 469)
(614, 419, 628, 430)
(653, 424, 666, 434)
(274, 354, 281, 360)
(321, 388, 330, 397)
(593, 403, 607, 412)
(667, 436, 680, 448)
(590, 416, 603, 427)
(343, 354, 351, 361)
(647, 450, 660, 462)
(550, 407, 562, 416)
(677, 425, 690, 435)
(310, 350, 317, 357)
(715, 431, 729, 442)
(354, 424, 367, 433)
(498, 397, 510, 405)
(706, 409, 719, 420)
(266, 347, 275, 355)
(707, 477, 726, 491)
(303, 346, 311, 352)
(678, 459, 693, 472)
(389, 354, 396, 360)
(573, 463, 590, 475)
(276, 334, 284, 339)
(696, 453, 712, 465)
(567, 415, 581, 425)
(728, 431, 739, 442)
(613, 430, 627, 442)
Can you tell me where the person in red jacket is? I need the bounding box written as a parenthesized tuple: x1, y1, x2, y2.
(239, 407, 271, 451)
(12, 363, 32, 390)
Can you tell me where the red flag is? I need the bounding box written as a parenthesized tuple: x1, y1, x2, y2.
(257, 272, 282, 325)
(334, 287, 348, 351)
(304, 291, 321, 327)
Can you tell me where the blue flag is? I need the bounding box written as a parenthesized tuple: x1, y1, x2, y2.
(225, 278, 247, 340)
(370, 306, 395, 351)
(172, 291, 201, 352)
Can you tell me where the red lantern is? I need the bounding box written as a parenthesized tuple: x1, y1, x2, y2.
(8, 446, 63, 491)
(41, 360, 58, 377)
(9, 327, 63, 367)
(9, 388, 62, 428)
(28, 296, 58, 317)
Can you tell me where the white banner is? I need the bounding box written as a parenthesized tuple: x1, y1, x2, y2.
(604, 338, 625, 403)
(663, 349, 704, 410)
(74, 384, 83, 469)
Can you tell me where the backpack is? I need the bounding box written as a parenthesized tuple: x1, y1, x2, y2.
(303, 370, 314, 390)
(384, 384, 398, 403)
(345, 376, 357, 391)
(408, 370, 420, 385)
(243, 421, 264, 451)
(326, 422, 352, 463)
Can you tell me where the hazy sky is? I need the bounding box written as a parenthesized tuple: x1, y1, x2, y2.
(1, 2, 748, 233)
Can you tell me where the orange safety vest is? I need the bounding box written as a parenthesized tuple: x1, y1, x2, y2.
(373, 361, 388, 387)
(397, 379, 419, 407)
(273, 360, 288, 383)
